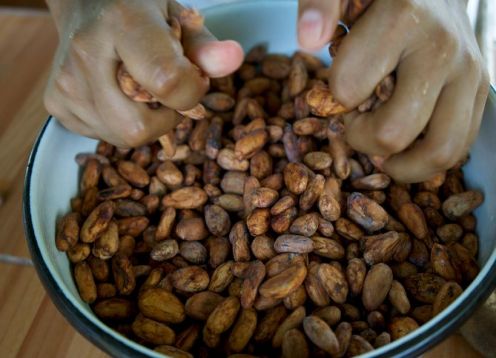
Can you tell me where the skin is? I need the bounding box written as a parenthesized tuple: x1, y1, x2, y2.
(44, 0, 244, 147)
(45, 0, 490, 183)
(298, 0, 490, 182)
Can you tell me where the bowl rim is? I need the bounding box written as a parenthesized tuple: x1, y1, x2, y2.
(21, 1, 496, 355)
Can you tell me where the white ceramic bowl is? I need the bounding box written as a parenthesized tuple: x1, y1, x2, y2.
(23, 1, 496, 357)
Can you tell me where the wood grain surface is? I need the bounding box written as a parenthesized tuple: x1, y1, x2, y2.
(0, 9, 483, 358)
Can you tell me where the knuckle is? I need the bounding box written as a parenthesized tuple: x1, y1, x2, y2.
(390, 0, 421, 34)
(44, 90, 61, 116)
(121, 123, 152, 148)
(427, 147, 457, 170)
(374, 124, 405, 154)
(148, 62, 182, 98)
(54, 70, 77, 97)
(435, 27, 459, 58)
(328, 70, 360, 109)
(480, 68, 490, 86)
(461, 50, 481, 77)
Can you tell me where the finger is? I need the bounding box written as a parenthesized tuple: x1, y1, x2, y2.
(463, 82, 490, 153)
(62, 111, 99, 139)
(44, 73, 97, 139)
(115, 9, 208, 110)
(45, 97, 97, 139)
(297, 0, 340, 51)
(88, 59, 182, 148)
(344, 49, 447, 157)
(184, 39, 243, 79)
(383, 78, 477, 183)
(168, 1, 244, 78)
(328, 0, 417, 108)
(51, 77, 100, 138)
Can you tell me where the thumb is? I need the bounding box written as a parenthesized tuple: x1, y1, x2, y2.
(168, 1, 244, 78)
(298, 0, 342, 51)
(188, 39, 244, 79)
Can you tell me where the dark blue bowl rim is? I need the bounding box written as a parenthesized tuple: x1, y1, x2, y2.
(23, 83, 496, 358)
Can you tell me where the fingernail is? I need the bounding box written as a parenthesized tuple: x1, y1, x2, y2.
(298, 8, 325, 49)
(195, 42, 225, 77)
(197, 40, 243, 78)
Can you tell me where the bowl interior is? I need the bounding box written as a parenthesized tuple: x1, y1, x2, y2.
(25, 1, 496, 357)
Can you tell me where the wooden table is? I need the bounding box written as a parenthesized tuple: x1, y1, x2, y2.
(0, 9, 484, 358)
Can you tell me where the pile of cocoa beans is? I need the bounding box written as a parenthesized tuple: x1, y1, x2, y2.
(56, 45, 483, 358)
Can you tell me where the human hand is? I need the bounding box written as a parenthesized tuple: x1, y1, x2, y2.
(297, 0, 490, 182)
(44, 0, 243, 147)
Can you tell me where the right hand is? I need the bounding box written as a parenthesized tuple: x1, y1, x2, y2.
(44, 0, 244, 147)
(297, 0, 489, 183)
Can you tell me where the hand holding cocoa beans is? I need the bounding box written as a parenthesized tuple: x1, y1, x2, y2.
(298, 0, 490, 182)
(44, 0, 243, 147)
(45, 0, 490, 183)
